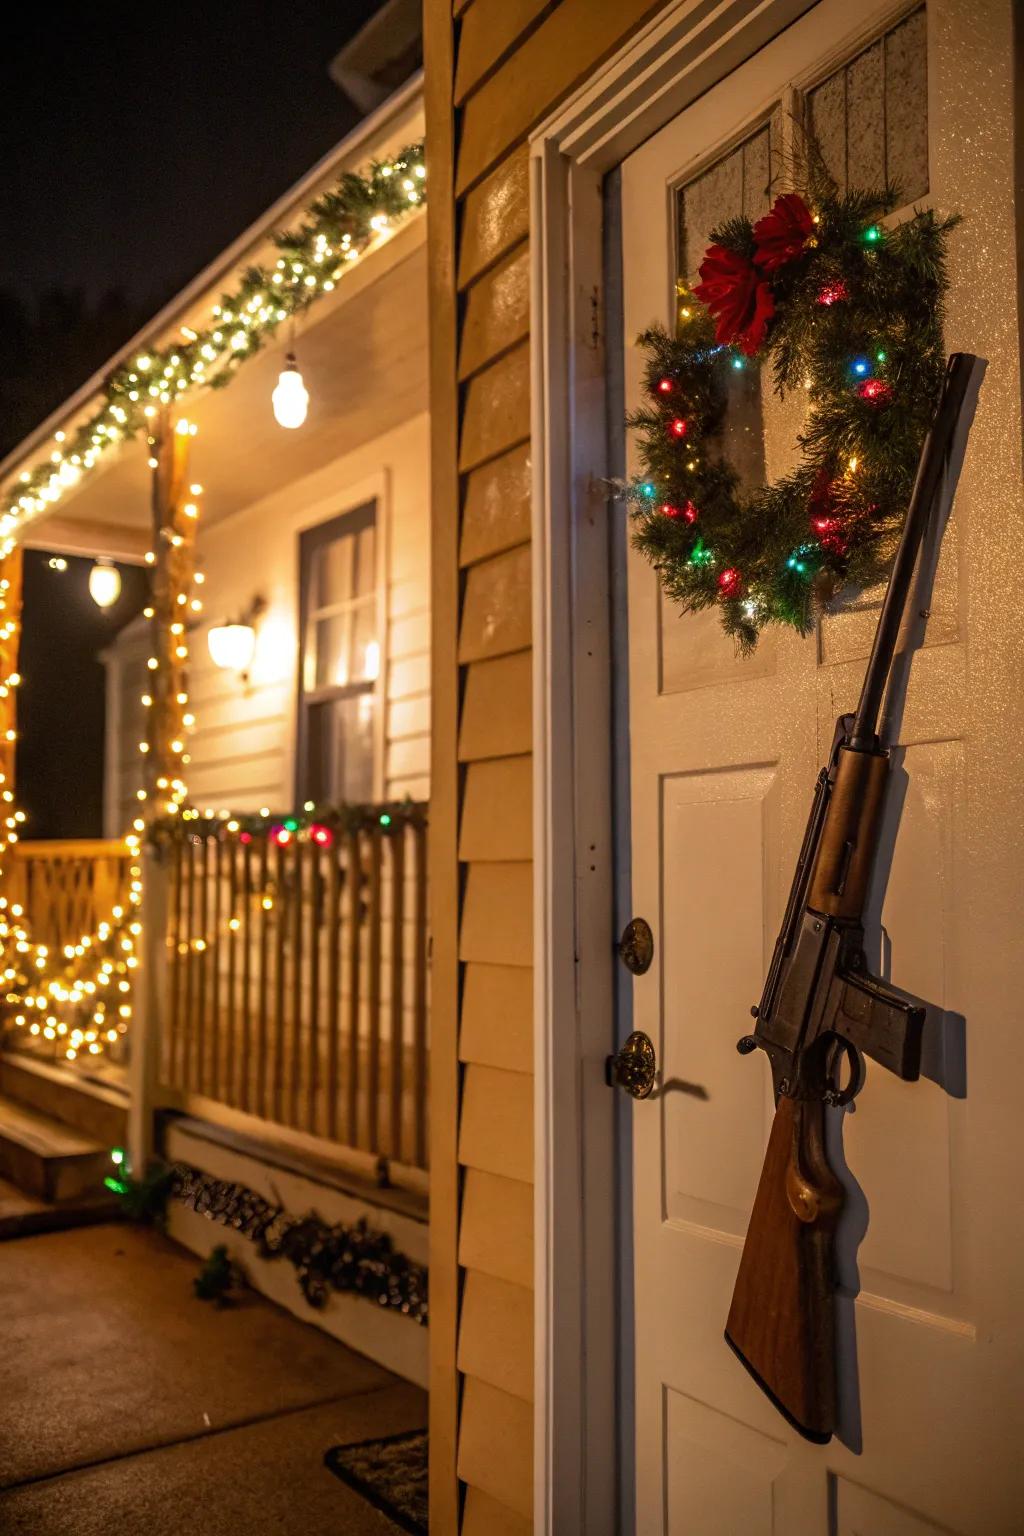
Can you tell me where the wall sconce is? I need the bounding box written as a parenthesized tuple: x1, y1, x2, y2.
(207, 595, 266, 680)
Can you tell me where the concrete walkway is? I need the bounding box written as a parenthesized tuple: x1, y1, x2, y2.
(0, 1222, 427, 1533)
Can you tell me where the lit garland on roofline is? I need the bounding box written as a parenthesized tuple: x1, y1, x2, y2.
(0, 143, 426, 548)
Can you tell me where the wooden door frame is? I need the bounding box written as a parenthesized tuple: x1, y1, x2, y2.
(528, 2, 830, 1530)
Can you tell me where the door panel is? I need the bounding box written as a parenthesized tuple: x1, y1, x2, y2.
(661, 765, 775, 1232)
(620, 0, 1022, 1531)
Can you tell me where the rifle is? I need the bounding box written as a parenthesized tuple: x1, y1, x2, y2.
(726, 353, 979, 1443)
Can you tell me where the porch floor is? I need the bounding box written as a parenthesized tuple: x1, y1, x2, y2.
(0, 1222, 426, 1533)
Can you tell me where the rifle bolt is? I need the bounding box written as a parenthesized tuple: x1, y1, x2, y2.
(736, 1035, 759, 1055)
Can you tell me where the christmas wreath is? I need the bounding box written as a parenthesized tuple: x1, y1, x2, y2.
(622, 184, 958, 648)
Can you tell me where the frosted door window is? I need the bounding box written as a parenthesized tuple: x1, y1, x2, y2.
(807, 7, 928, 203)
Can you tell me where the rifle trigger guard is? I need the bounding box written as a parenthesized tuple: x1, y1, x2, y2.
(824, 1034, 865, 1108)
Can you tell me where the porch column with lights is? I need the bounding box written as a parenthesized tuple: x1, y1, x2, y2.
(144, 412, 199, 814)
(129, 412, 200, 1175)
(0, 549, 23, 904)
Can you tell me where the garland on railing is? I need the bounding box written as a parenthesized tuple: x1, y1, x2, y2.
(171, 1164, 428, 1323)
(147, 799, 427, 850)
(0, 144, 426, 552)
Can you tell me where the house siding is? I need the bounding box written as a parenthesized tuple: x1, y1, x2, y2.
(425, 1, 666, 1528)
(184, 411, 431, 814)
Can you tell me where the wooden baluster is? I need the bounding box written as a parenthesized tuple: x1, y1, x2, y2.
(256, 834, 270, 1119)
(413, 818, 428, 1170)
(325, 841, 342, 1143)
(225, 836, 238, 1105)
(345, 830, 362, 1147)
(367, 826, 383, 1157)
(210, 832, 222, 1100)
(307, 840, 323, 1135)
(289, 840, 305, 1127)
(196, 835, 209, 1095)
(272, 838, 287, 1124)
(389, 824, 406, 1164)
(168, 838, 184, 1086)
(184, 839, 197, 1089)
(239, 837, 252, 1110)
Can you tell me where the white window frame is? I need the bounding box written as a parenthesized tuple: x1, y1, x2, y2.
(294, 477, 389, 807)
(527, 1, 933, 1530)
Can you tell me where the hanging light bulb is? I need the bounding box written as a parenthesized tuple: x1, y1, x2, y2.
(272, 352, 309, 429)
(88, 559, 121, 608)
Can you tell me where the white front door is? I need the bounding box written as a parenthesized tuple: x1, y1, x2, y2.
(619, 1, 1023, 1531)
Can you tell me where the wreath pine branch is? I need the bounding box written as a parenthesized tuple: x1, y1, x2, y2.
(619, 182, 959, 649)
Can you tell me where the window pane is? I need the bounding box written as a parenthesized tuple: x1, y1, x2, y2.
(307, 692, 375, 804)
(678, 123, 774, 281)
(312, 522, 375, 609)
(807, 7, 927, 204)
(305, 598, 377, 690)
(676, 124, 773, 495)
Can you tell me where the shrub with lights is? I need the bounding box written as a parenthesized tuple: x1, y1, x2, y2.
(621, 182, 958, 648)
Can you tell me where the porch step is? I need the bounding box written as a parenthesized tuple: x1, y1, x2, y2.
(0, 1051, 128, 1145)
(0, 1094, 115, 1203)
(0, 1175, 119, 1240)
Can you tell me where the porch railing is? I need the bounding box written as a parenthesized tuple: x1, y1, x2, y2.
(158, 808, 429, 1176)
(8, 839, 132, 955)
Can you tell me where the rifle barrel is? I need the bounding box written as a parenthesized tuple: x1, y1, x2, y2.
(849, 353, 976, 750)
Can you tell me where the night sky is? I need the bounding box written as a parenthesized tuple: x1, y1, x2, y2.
(4, 2, 388, 836)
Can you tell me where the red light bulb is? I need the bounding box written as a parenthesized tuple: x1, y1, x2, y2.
(661, 501, 698, 523)
(718, 568, 742, 598)
(657, 378, 673, 394)
(669, 418, 688, 438)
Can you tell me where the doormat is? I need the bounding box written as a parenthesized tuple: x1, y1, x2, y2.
(324, 1430, 428, 1534)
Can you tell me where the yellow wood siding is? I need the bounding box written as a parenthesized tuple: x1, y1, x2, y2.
(426, 1, 668, 1525)
(457, 1377, 534, 1519)
(458, 1270, 534, 1401)
(459, 652, 532, 760)
(459, 963, 533, 1073)
(460, 443, 532, 566)
(458, 149, 530, 289)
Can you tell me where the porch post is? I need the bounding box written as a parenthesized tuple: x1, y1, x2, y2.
(0, 549, 24, 908)
(145, 411, 196, 810)
(128, 412, 196, 1172)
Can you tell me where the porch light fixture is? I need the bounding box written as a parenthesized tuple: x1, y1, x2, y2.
(207, 594, 267, 678)
(272, 352, 309, 430)
(207, 623, 256, 674)
(88, 559, 121, 608)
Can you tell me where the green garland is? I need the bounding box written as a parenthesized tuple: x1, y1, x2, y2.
(146, 799, 426, 849)
(622, 185, 957, 649)
(3, 142, 426, 540)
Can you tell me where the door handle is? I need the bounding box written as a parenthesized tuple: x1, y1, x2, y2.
(606, 1031, 658, 1099)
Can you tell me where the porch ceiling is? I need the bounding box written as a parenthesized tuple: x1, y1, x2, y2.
(22, 221, 427, 562)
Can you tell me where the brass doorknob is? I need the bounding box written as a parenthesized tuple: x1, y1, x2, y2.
(618, 917, 654, 975)
(606, 1031, 658, 1099)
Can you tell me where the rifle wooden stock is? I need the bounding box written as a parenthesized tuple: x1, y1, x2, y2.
(725, 1096, 844, 1442)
